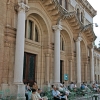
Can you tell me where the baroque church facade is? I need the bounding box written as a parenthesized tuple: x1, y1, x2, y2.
(0, 0, 100, 98)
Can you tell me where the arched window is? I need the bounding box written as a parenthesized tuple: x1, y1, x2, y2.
(35, 25, 38, 42)
(77, 8, 80, 19)
(26, 19, 40, 42)
(81, 12, 84, 23)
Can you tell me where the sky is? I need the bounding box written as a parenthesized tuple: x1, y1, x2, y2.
(87, 0, 100, 47)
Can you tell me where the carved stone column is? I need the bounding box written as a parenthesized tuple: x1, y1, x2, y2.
(76, 36, 82, 87)
(52, 25, 62, 85)
(13, 2, 29, 100)
(14, 2, 29, 84)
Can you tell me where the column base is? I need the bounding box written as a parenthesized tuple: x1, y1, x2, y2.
(1, 83, 26, 100)
(53, 82, 61, 87)
(90, 81, 95, 84)
(77, 82, 81, 88)
(1, 84, 9, 97)
(16, 84, 26, 100)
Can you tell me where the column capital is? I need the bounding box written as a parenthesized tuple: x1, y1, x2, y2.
(52, 25, 62, 31)
(76, 36, 82, 42)
(15, 2, 29, 12)
(88, 43, 94, 49)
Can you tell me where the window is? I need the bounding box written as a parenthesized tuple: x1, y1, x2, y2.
(60, 36, 64, 51)
(62, 40, 64, 50)
(25, 20, 27, 38)
(35, 25, 38, 42)
(77, 8, 80, 19)
(28, 20, 33, 40)
(59, 0, 62, 5)
(26, 19, 40, 42)
(81, 12, 84, 23)
(65, 0, 68, 10)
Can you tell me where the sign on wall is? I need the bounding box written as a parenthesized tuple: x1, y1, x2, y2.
(64, 74, 68, 81)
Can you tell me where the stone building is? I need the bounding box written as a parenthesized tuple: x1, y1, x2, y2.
(0, 0, 99, 99)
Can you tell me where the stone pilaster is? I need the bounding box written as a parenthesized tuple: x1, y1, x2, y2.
(90, 47, 95, 83)
(84, 63, 88, 82)
(45, 53, 50, 84)
(69, 60, 72, 82)
(0, 0, 6, 85)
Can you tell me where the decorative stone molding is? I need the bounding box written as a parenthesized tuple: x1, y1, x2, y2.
(52, 24, 62, 31)
(76, 0, 97, 17)
(7, 0, 10, 4)
(15, 2, 29, 12)
(76, 36, 82, 42)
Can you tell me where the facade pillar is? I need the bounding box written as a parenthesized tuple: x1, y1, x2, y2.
(52, 25, 62, 85)
(13, 2, 29, 100)
(14, 2, 29, 84)
(69, 60, 72, 82)
(90, 47, 95, 83)
(76, 36, 82, 87)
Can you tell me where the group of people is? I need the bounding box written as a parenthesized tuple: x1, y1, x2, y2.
(25, 81, 47, 100)
(24, 81, 100, 100)
(80, 82, 100, 93)
(92, 82, 100, 92)
(51, 82, 75, 100)
(24, 81, 73, 100)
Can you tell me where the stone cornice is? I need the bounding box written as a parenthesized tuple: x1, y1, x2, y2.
(83, 24, 97, 42)
(76, 0, 97, 17)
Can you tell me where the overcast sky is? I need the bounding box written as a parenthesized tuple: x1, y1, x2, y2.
(87, 0, 100, 47)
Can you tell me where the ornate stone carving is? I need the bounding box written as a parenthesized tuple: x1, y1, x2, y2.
(15, 2, 29, 12)
(7, 0, 10, 4)
(76, 36, 82, 42)
(52, 25, 62, 31)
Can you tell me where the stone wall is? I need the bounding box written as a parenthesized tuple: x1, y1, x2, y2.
(0, 0, 6, 88)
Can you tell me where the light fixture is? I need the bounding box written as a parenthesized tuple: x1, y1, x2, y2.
(94, 23, 98, 27)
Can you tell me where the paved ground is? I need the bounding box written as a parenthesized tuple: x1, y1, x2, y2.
(73, 93, 100, 100)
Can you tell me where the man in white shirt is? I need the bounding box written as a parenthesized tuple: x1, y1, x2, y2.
(52, 85, 67, 100)
(52, 86, 61, 100)
(36, 88, 48, 100)
(31, 89, 38, 100)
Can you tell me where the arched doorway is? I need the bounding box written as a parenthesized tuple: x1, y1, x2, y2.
(60, 29, 73, 83)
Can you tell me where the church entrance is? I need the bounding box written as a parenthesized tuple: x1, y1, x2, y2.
(23, 52, 36, 85)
